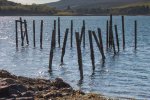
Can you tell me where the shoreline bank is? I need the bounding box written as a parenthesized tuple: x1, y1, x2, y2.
(0, 70, 108, 100)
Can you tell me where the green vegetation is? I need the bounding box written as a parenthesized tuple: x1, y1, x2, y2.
(74, 2, 150, 15)
(0, 4, 58, 15)
(114, 2, 150, 9)
(111, 2, 150, 15)
(0, 0, 61, 15)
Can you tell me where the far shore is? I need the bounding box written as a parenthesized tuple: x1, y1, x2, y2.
(0, 13, 150, 17)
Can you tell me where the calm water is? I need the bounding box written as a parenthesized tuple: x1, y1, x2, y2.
(0, 16, 150, 99)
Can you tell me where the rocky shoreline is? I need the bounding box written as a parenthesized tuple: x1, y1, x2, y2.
(0, 70, 109, 100)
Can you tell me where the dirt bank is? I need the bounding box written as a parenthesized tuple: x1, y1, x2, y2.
(0, 70, 109, 100)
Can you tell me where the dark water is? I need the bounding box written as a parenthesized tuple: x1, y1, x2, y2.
(0, 16, 150, 99)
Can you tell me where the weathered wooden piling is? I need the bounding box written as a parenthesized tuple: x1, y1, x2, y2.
(109, 15, 113, 48)
(52, 30, 56, 49)
(15, 20, 18, 48)
(75, 32, 83, 80)
(49, 45, 53, 72)
(49, 30, 55, 72)
(88, 30, 95, 70)
(40, 20, 43, 49)
(115, 25, 120, 52)
(122, 16, 125, 49)
(79, 27, 84, 46)
(106, 20, 109, 50)
(79, 20, 85, 47)
(33, 20, 36, 47)
(108, 15, 116, 54)
(54, 20, 56, 47)
(83, 20, 85, 48)
(24, 20, 29, 45)
(92, 31, 105, 60)
(134, 20, 137, 50)
(111, 30, 116, 55)
(61, 29, 69, 63)
(98, 28, 105, 58)
(58, 17, 60, 47)
(70, 20, 73, 48)
(20, 17, 24, 46)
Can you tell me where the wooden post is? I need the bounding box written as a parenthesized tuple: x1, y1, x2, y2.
(52, 30, 55, 48)
(20, 17, 24, 46)
(58, 17, 60, 47)
(112, 29, 116, 55)
(135, 20, 137, 50)
(33, 20, 36, 47)
(88, 30, 95, 70)
(15, 20, 18, 48)
(79, 20, 85, 47)
(106, 20, 109, 50)
(92, 31, 105, 60)
(109, 15, 113, 48)
(122, 16, 125, 49)
(83, 20, 85, 48)
(61, 29, 69, 63)
(40, 20, 43, 49)
(75, 32, 83, 80)
(98, 28, 105, 59)
(79, 26, 84, 46)
(115, 25, 120, 52)
(54, 20, 56, 47)
(48, 29, 55, 72)
(24, 20, 29, 45)
(70, 20, 73, 48)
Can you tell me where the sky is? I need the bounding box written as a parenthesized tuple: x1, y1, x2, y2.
(8, 0, 60, 5)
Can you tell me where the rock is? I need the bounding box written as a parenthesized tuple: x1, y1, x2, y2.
(0, 98, 15, 100)
(0, 70, 16, 79)
(0, 70, 107, 100)
(76, 90, 85, 95)
(43, 92, 62, 98)
(0, 84, 27, 98)
(9, 84, 27, 94)
(21, 91, 34, 97)
(0, 85, 10, 97)
(16, 97, 34, 100)
(0, 78, 18, 85)
(52, 78, 72, 89)
(10, 94, 19, 98)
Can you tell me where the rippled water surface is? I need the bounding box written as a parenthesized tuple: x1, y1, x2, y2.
(0, 16, 150, 99)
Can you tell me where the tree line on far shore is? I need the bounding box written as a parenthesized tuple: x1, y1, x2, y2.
(74, 5, 150, 15)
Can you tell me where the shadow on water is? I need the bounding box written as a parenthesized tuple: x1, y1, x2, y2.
(91, 59, 106, 77)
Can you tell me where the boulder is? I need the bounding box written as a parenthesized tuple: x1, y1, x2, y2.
(0, 70, 16, 79)
(0, 84, 27, 98)
(21, 91, 34, 97)
(51, 78, 72, 89)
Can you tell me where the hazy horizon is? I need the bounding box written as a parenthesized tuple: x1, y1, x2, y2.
(8, 0, 60, 5)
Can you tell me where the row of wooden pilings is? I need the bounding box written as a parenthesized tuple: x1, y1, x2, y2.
(15, 15, 138, 80)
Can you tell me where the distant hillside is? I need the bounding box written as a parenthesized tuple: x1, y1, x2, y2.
(0, 0, 19, 6)
(0, 0, 149, 16)
(47, 0, 149, 9)
(111, 1, 150, 15)
(0, 0, 59, 16)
